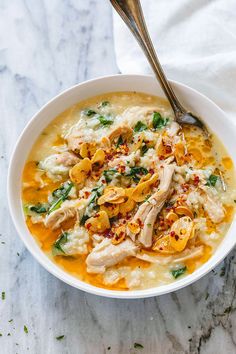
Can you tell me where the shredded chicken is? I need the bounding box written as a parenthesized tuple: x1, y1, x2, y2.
(108, 125, 133, 142)
(44, 199, 86, 230)
(166, 121, 181, 137)
(39, 152, 79, 180)
(136, 246, 204, 264)
(201, 186, 225, 223)
(86, 238, 138, 274)
(128, 164, 174, 248)
(54, 152, 79, 166)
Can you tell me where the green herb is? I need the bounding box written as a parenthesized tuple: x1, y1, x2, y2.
(80, 185, 104, 225)
(152, 112, 169, 130)
(205, 292, 209, 300)
(140, 144, 148, 156)
(103, 169, 119, 183)
(206, 174, 218, 187)
(107, 346, 111, 351)
(98, 115, 113, 126)
(147, 223, 152, 228)
(171, 266, 187, 279)
(109, 216, 118, 224)
(224, 306, 232, 314)
(100, 101, 109, 107)
(29, 203, 49, 214)
(125, 166, 148, 182)
(48, 181, 73, 214)
(134, 343, 144, 349)
(24, 325, 28, 334)
(134, 121, 147, 132)
(7, 333, 11, 336)
(0, 334, 2, 337)
(17, 252, 20, 256)
(80, 214, 90, 226)
(220, 266, 226, 277)
(89, 185, 104, 205)
(52, 232, 68, 256)
(1, 292, 5, 300)
(56, 335, 65, 340)
(52, 181, 73, 199)
(8, 319, 13, 323)
(234, 200, 236, 203)
(116, 135, 123, 148)
(83, 109, 97, 117)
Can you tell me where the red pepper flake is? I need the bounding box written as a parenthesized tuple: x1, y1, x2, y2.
(159, 155, 165, 160)
(149, 168, 155, 175)
(170, 231, 175, 237)
(137, 218, 144, 227)
(104, 229, 114, 238)
(119, 165, 126, 173)
(86, 223, 92, 230)
(165, 145, 172, 154)
(174, 235, 179, 241)
(193, 175, 200, 186)
(182, 183, 189, 192)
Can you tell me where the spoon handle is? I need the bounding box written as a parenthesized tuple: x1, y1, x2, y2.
(110, 0, 186, 118)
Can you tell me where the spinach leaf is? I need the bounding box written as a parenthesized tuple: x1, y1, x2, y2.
(134, 121, 148, 132)
(52, 231, 68, 256)
(98, 115, 113, 126)
(103, 169, 119, 183)
(206, 174, 218, 187)
(29, 203, 49, 214)
(80, 185, 104, 225)
(88, 185, 104, 205)
(83, 109, 97, 117)
(125, 166, 148, 182)
(24, 203, 49, 215)
(140, 144, 149, 156)
(152, 112, 169, 129)
(116, 135, 124, 148)
(52, 181, 73, 199)
(48, 181, 73, 214)
(80, 214, 90, 226)
(100, 101, 109, 107)
(171, 266, 187, 279)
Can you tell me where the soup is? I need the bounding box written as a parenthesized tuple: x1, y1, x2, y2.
(21, 92, 236, 290)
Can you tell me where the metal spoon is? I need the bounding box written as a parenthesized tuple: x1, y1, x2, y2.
(110, 0, 206, 130)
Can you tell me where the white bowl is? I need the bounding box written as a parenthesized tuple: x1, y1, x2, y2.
(8, 74, 236, 299)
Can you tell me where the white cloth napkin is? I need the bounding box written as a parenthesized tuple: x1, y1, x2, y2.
(112, 0, 236, 121)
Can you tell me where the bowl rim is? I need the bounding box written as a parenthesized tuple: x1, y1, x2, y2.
(7, 73, 236, 299)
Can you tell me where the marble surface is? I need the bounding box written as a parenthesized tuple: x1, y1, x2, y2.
(1, 1, 236, 353)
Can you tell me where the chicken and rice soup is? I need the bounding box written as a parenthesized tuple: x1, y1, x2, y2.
(22, 92, 236, 290)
